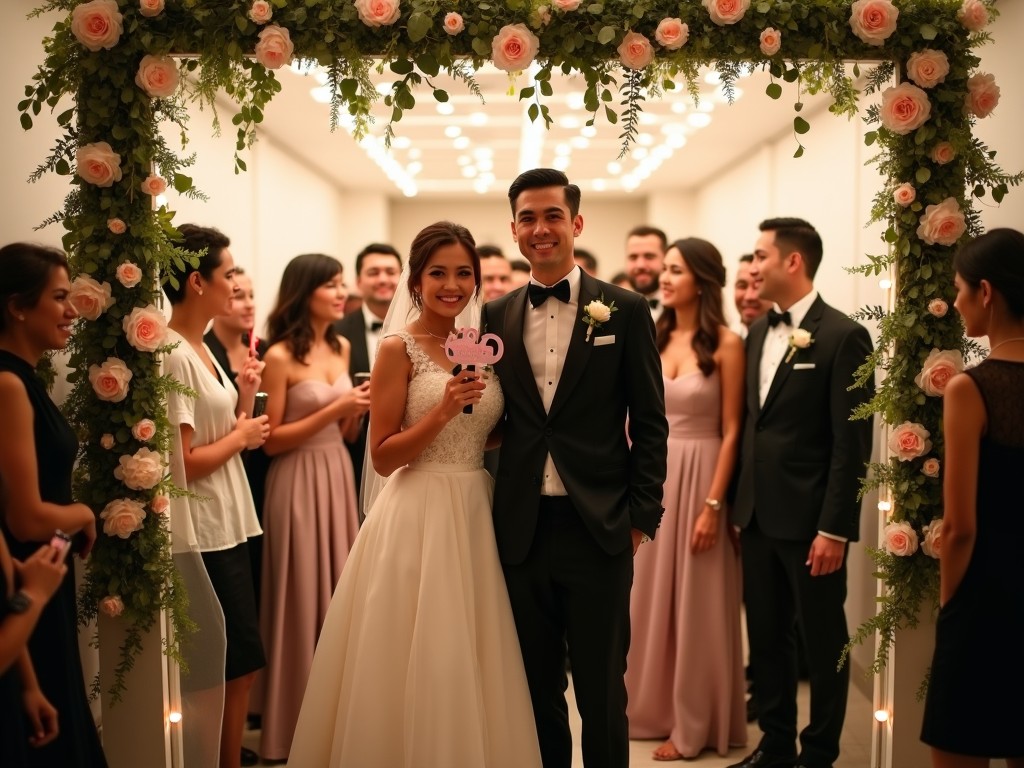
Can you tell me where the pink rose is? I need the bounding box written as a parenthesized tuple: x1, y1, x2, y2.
(879, 82, 931, 135)
(69, 275, 114, 321)
(759, 27, 782, 56)
(917, 197, 967, 246)
(107, 218, 127, 235)
(928, 298, 948, 317)
(101, 433, 115, 449)
(76, 142, 123, 188)
(929, 141, 956, 165)
(654, 18, 688, 50)
(132, 418, 157, 442)
(138, 0, 164, 18)
(914, 348, 964, 396)
(893, 182, 916, 207)
(140, 174, 167, 196)
(618, 32, 654, 71)
(703, 0, 750, 26)
(905, 49, 949, 89)
(535, 6, 552, 26)
(443, 12, 464, 35)
(354, 0, 401, 27)
(100, 595, 125, 617)
(151, 495, 170, 515)
(966, 72, 1000, 118)
(135, 55, 179, 99)
(552, 0, 581, 10)
(491, 24, 540, 73)
(114, 447, 164, 490)
(123, 305, 169, 352)
(922, 518, 943, 558)
(71, 0, 123, 52)
(922, 458, 940, 478)
(883, 521, 919, 557)
(89, 357, 133, 402)
(100, 498, 147, 539)
(888, 421, 931, 461)
(116, 262, 143, 288)
(248, 0, 273, 24)
(254, 25, 294, 70)
(849, 0, 898, 46)
(958, 0, 989, 32)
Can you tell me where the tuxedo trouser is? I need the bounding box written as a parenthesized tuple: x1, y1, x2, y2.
(503, 496, 633, 768)
(740, 520, 849, 768)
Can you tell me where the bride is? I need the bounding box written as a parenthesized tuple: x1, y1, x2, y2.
(286, 221, 541, 767)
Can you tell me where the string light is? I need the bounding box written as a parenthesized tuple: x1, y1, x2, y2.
(874, 709, 890, 723)
(879, 278, 893, 290)
(167, 711, 183, 724)
(878, 500, 892, 513)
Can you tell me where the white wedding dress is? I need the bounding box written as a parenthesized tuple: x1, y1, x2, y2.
(286, 332, 541, 768)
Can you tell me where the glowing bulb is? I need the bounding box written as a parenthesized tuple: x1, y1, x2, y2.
(168, 711, 183, 724)
(874, 709, 889, 723)
(879, 278, 893, 290)
(878, 500, 892, 513)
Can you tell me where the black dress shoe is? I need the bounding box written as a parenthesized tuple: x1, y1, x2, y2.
(726, 749, 797, 768)
(241, 746, 259, 766)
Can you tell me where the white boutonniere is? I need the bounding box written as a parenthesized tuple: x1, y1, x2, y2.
(582, 296, 617, 342)
(785, 328, 814, 363)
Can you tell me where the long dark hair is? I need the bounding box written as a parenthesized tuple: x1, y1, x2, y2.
(0, 243, 69, 332)
(266, 253, 344, 363)
(955, 228, 1024, 319)
(655, 237, 726, 377)
(407, 222, 481, 309)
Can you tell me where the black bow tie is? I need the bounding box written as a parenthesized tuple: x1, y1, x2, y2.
(528, 280, 570, 308)
(767, 309, 792, 328)
(369, 321, 383, 332)
(648, 298, 660, 309)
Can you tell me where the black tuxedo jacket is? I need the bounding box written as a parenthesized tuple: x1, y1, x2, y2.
(731, 295, 874, 541)
(333, 312, 372, 491)
(481, 270, 668, 564)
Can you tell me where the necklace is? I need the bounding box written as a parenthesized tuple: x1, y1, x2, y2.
(418, 321, 451, 348)
(989, 336, 1024, 355)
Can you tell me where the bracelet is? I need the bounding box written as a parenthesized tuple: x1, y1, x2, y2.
(704, 498, 722, 512)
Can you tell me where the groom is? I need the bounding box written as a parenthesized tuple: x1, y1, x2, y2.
(482, 168, 668, 767)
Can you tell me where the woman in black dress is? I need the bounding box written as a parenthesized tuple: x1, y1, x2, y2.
(0, 242, 106, 767)
(921, 228, 1024, 768)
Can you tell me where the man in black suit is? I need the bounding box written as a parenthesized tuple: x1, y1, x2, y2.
(332, 243, 401, 507)
(482, 168, 668, 768)
(728, 218, 873, 768)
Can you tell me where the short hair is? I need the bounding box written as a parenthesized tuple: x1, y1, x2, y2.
(163, 224, 230, 305)
(738, 253, 754, 264)
(407, 222, 481, 310)
(0, 243, 69, 332)
(508, 168, 582, 219)
(478, 245, 507, 260)
(759, 217, 822, 279)
(354, 243, 402, 278)
(955, 228, 1024, 318)
(610, 270, 630, 285)
(626, 226, 668, 251)
(574, 248, 598, 273)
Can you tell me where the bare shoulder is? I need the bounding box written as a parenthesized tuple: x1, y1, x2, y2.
(335, 333, 351, 354)
(262, 341, 293, 365)
(717, 325, 744, 351)
(0, 371, 28, 399)
(945, 370, 981, 402)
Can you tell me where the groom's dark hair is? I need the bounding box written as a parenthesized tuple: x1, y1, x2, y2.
(759, 217, 823, 279)
(508, 168, 582, 219)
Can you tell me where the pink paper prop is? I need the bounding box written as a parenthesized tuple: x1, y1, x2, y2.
(444, 327, 504, 367)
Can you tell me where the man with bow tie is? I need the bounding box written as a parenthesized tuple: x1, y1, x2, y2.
(332, 243, 402, 507)
(728, 218, 874, 768)
(624, 224, 667, 321)
(482, 168, 668, 767)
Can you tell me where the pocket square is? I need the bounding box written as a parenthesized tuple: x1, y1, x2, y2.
(593, 335, 615, 347)
(793, 362, 816, 370)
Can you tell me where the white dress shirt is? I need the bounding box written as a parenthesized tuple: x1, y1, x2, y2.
(362, 304, 385, 368)
(524, 266, 582, 497)
(758, 289, 818, 407)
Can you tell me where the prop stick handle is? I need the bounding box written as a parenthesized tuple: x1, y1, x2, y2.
(462, 365, 476, 415)
(249, 330, 259, 357)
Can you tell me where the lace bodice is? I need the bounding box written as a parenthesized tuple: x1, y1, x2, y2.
(394, 331, 504, 468)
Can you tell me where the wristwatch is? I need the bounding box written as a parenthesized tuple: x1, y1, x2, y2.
(705, 498, 722, 512)
(7, 589, 32, 614)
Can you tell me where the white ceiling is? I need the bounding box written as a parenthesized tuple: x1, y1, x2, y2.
(253, 62, 836, 200)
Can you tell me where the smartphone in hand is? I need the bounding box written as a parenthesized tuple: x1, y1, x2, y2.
(353, 372, 371, 387)
(50, 530, 74, 561)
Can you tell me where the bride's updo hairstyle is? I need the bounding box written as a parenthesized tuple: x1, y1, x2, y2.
(954, 228, 1024, 319)
(406, 221, 482, 310)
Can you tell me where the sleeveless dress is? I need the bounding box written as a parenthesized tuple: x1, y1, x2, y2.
(625, 370, 747, 757)
(921, 359, 1024, 757)
(286, 332, 541, 768)
(0, 350, 107, 767)
(257, 372, 361, 760)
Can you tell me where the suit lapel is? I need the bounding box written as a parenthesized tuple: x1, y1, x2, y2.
(548, 272, 597, 420)
(503, 287, 546, 414)
(760, 295, 825, 416)
(747, 319, 767, 420)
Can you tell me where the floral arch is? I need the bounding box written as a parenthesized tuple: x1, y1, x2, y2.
(19, 0, 1018, 699)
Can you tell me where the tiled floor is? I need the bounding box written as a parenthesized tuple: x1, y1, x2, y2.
(246, 677, 874, 767)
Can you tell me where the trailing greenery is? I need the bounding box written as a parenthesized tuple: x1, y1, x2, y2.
(17, 0, 1020, 699)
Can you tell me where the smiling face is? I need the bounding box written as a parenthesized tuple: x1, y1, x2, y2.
(221, 271, 255, 333)
(308, 270, 348, 323)
(625, 234, 665, 295)
(480, 256, 512, 301)
(21, 265, 78, 351)
(750, 230, 788, 306)
(510, 185, 583, 283)
(193, 247, 238, 319)
(734, 260, 772, 326)
(659, 247, 700, 310)
(414, 242, 478, 323)
(357, 252, 401, 315)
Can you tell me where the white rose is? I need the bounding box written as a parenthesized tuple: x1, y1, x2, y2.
(100, 498, 147, 539)
(789, 328, 813, 349)
(585, 300, 612, 323)
(114, 447, 164, 490)
(68, 275, 114, 321)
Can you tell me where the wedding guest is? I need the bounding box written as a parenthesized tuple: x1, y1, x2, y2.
(626, 237, 747, 761)
(165, 225, 269, 768)
(509, 258, 532, 289)
(729, 218, 873, 768)
(255, 253, 369, 761)
(921, 228, 1024, 768)
(0, 242, 106, 768)
(611, 271, 632, 291)
(574, 247, 599, 276)
(480, 247, 513, 301)
(625, 225, 668, 319)
(734, 254, 773, 338)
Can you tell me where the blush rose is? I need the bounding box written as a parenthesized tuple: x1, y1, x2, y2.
(929, 141, 956, 165)
(703, 0, 750, 26)
(132, 418, 157, 442)
(71, 0, 123, 52)
(917, 197, 967, 247)
(100, 498, 147, 539)
(123, 305, 169, 352)
(849, 0, 899, 46)
(883, 521, 919, 557)
(76, 142, 123, 188)
(491, 24, 540, 73)
(116, 262, 143, 288)
(879, 82, 931, 135)
(958, 0, 990, 32)
(654, 18, 688, 50)
(928, 298, 948, 317)
(618, 32, 654, 71)
(905, 49, 949, 89)
(108, 218, 127, 235)
(922, 519, 943, 558)
(966, 72, 1000, 118)
(101, 433, 116, 450)
(354, 0, 401, 27)
(100, 595, 125, 617)
(893, 183, 916, 208)
(114, 448, 164, 490)
(552, 0, 581, 10)
(139, 0, 164, 18)
(759, 27, 782, 56)
(69, 275, 114, 321)
(151, 495, 171, 515)
(922, 458, 940, 478)
(248, 0, 273, 24)
(914, 348, 964, 397)
(254, 25, 295, 70)
(135, 55, 180, 99)
(90, 357, 133, 402)
(140, 174, 167, 196)
(888, 421, 931, 461)
(443, 12, 464, 35)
